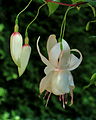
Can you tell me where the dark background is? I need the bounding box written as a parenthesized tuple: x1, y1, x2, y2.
(0, 0, 96, 120)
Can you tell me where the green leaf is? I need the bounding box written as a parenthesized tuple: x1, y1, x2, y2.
(85, 0, 96, 6)
(0, 49, 6, 59)
(91, 73, 96, 83)
(83, 73, 96, 89)
(71, 0, 96, 6)
(0, 24, 4, 32)
(0, 87, 7, 97)
(47, 0, 60, 16)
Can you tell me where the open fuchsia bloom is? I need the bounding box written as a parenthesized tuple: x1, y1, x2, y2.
(10, 32, 23, 66)
(37, 34, 83, 108)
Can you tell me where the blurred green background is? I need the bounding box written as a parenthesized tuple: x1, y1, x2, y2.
(0, 0, 96, 120)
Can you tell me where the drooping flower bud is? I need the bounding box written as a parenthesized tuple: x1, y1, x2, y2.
(18, 44, 31, 77)
(10, 32, 23, 66)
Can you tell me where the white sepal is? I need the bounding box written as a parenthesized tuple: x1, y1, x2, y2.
(18, 45, 31, 77)
(49, 39, 70, 67)
(44, 65, 54, 75)
(37, 36, 52, 66)
(58, 39, 70, 68)
(49, 43, 61, 67)
(47, 34, 57, 54)
(67, 49, 83, 71)
(10, 32, 23, 66)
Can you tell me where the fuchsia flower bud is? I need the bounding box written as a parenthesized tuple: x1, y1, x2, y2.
(10, 32, 23, 66)
(10, 31, 31, 76)
(18, 44, 31, 77)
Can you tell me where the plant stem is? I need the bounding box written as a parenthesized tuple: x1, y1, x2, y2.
(59, 7, 74, 50)
(15, 0, 33, 25)
(46, 0, 87, 7)
(25, 3, 47, 40)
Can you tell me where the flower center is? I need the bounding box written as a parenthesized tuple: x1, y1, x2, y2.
(54, 68, 64, 72)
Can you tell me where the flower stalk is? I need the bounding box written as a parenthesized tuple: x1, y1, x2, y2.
(59, 7, 74, 50)
(45, 0, 87, 7)
(15, 0, 33, 25)
(25, 2, 47, 42)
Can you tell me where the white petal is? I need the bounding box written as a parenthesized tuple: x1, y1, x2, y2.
(10, 32, 23, 66)
(40, 72, 53, 94)
(67, 49, 83, 71)
(37, 36, 51, 66)
(49, 39, 70, 67)
(40, 76, 47, 94)
(18, 45, 31, 77)
(44, 65, 54, 75)
(51, 71, 70, 95)
(47, 34, 57, 54)
(68, 72, 75, 87)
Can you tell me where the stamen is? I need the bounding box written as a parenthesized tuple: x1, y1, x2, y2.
(62, 95, 65, 108)
(45, 92, 51, 107)
(59, 95, 62, 101)
(69, 89, 74, 106)
(43, 91, 49, 99)
(64, 94, 68, 104)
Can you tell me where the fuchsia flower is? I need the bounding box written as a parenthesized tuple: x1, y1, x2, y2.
(10, 32, 23, 66)
(18, 44, 31, 77)
(37, 34, 82, 108)
(10, 32, 31, 76)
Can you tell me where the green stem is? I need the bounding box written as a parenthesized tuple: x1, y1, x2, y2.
(60, 7, 73, 40)
(83, 83, 92, 90)
(59, 7, 74, 50)
(15, 0, 33, 25)
(87, 3, 96, 17)
(25, 3, 46, 38)
(62, 7, 73, 39)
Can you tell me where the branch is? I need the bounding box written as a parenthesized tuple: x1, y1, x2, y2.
(46, 0, 87, 7)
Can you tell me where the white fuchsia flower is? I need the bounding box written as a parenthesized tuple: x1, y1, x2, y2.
(10, 32, 31, 76)
(37, 34, 83, 108)
(10, 32, 23, 66)
(18, 44, 31, 77)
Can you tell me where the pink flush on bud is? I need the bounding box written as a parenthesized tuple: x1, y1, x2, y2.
(10, 32, 23, 66)
(18, 44, 31, 77)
